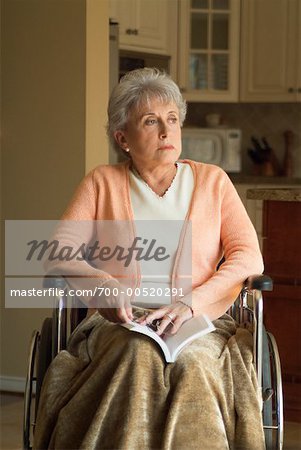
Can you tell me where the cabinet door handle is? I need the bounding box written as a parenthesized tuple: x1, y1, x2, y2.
(125, 28, 139, 35)
(298, 88, 301, 93)
(288, 87, 296, 93)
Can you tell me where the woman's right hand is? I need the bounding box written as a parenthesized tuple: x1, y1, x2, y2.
(97, 279, 133, 323)
(98, 307, 133, 323)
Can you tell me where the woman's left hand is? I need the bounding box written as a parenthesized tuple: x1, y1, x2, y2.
(137, 302, 193, 336)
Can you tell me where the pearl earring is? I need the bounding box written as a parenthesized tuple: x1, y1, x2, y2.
(125, 148, 130, 152)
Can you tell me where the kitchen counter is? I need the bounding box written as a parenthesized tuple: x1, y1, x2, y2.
(229, 174, 301, 185)
(246, 188, 301, 202)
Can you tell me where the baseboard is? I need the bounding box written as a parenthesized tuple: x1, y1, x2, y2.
(0, 375, 26, 393)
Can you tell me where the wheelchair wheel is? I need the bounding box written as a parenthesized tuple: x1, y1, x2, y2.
(262, 325, 273, 449)
(23, 318, 53, 450)
(262, 329, 284, 450)
(35, 317, 53, 417)
(23, 330, 39, 450)
(268, 332, 284, 450)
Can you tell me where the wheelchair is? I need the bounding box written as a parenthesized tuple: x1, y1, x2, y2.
(23, 274, 283, 450)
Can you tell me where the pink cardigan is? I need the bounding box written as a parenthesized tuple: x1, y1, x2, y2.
(58, 159, 263, 319)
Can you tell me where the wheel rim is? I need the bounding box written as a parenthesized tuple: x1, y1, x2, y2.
(23, 330, 39, 450)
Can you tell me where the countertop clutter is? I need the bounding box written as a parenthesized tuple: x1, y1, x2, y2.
(247, 130, 295, 178)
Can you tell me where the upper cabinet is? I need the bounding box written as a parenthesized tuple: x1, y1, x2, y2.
(178, 0, 241, 102)
(109, 0, 177, 56)
(110, 0, 301, 103)
(240, 0, 301, 102)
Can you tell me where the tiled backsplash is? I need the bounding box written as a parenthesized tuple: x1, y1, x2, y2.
(185, 103, 301, 177)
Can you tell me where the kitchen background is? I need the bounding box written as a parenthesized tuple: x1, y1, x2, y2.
(109, 0, 301, 178)
(186, 102, 301, 176)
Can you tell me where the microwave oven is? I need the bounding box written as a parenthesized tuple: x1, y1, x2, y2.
(181, 128, 242, 173)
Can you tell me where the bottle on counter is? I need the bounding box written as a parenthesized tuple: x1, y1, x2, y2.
(282, 130, 294, 177)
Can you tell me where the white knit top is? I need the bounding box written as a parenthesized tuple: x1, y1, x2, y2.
(129, 162, 194, 307)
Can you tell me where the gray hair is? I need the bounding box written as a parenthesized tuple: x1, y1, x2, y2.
(107, 67, 187, 154)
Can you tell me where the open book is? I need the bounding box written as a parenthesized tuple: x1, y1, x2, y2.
(121, 315, 215, 363)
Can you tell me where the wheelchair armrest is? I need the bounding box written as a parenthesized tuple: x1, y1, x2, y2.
(43, 275, 67, 290)
(245, 274, 273, 292)
(43, 275, 68, 356)
(43, 274, 88, 355)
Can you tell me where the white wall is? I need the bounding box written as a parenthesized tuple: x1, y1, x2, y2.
(1, 0, 109, 386)
(86, 0, 109, 172)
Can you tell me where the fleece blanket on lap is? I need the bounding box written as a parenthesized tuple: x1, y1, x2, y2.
(34, 313, 265, 450)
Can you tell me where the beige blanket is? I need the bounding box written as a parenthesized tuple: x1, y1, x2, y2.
(34, 313, 265, 450)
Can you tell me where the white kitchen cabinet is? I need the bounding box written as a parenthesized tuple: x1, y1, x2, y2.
(109, 0, 177, 56)
(178, 0, 240, 102)
(240, 0, 301, 102)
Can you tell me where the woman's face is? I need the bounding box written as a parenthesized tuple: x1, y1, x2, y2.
(115, 99, 182, 169)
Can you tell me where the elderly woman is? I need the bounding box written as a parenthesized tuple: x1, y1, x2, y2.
(34, 68, 265, 449)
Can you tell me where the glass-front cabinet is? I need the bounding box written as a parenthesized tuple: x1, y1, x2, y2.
(178, 0, 240, 102)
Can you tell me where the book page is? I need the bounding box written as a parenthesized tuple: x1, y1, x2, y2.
(121, 315, 215, 363)
(163, 315, 215, 361)
(121, 322, 172, 361)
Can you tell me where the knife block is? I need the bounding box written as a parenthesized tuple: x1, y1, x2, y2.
(262, 161, 276, 177)
(251, 161, 276, 177)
